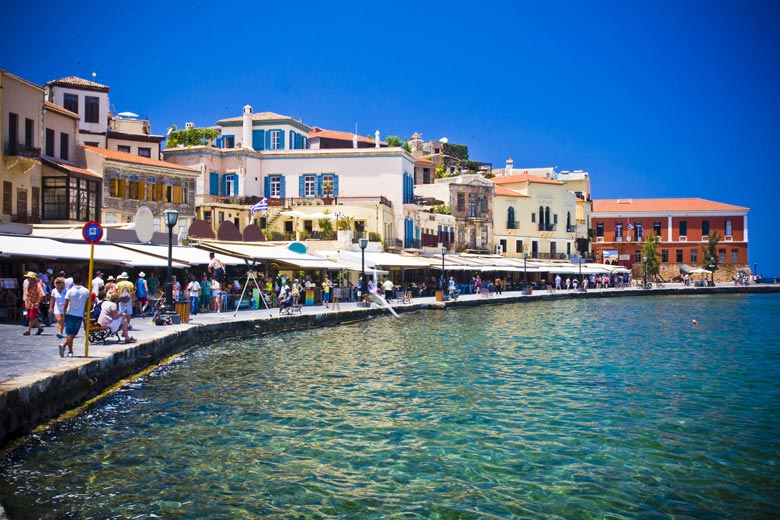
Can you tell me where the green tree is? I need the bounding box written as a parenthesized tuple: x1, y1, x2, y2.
(336, 214, 354, 231)
(641, 233, 661, 279)
(166, 125, 220, 147)
(385, 135, 411, 153)
(318, 217, 335, 239)
(435, 160, 448, 178)
(701, 230, 722, 269)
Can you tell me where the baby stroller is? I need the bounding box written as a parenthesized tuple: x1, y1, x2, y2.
(448, 285, 460, 301)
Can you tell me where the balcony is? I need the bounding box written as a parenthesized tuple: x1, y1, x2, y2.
(4, 143, 41, 158)
(566, 225, 576, 233)
(538, 223, 556, 232)
(507, 221, 519, 229)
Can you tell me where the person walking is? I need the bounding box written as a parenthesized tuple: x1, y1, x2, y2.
(59, 273, 90, 357)
(186, 274, 201, 316)
(136, 272, 149, 316)
(322, 277, 331, 308)
(50, 277, 68, 339)
(210, 277, 223, 313)
(23, 272, 45, 336)
(115, 273, 135, 328)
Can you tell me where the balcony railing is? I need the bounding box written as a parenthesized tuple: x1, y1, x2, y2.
(538, 223, 556, 232)
(507, 221, 519, 229)
(4, 144, 41, 158)
(566, 225, 576, 232)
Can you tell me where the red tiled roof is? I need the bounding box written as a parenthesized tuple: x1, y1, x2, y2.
(494, 185, 529, 197)
(217, 111, 293, 124)
(593, 198, 749, 213)
(415, 157, 436, 165)
(44, 101, 78, 119)
(43, 158, 101, 179)
(309, 127, 381, 144)
(82, 145, 199, 173)
(46, 76, 109, 92)
(491, 174, 562, 186)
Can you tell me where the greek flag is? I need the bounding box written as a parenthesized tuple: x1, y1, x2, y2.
(627, 222, 634, 231)
(250, 198, 268, 213)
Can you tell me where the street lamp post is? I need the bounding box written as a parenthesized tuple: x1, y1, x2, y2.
(163, 209, 179, 314)
(523, 251, 528, 293)
(578, 253, 584, 291)
(710, 256, 716, 286)
(642, 256, 648, 289)
(441, 246, 447, 296)
(359, 237, 368, 303)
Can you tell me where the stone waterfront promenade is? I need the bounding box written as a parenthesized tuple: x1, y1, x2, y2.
(2, 283, 778, 448)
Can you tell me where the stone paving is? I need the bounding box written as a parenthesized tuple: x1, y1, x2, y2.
(0, 294, 439, 387)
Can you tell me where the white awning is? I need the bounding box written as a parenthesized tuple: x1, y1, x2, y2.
(195, 241, 348, 270)
(0, 234, 188, 267)
(114, 243, 246, 267)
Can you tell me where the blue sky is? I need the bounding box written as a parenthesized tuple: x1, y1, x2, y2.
(3, 1, 779, 275)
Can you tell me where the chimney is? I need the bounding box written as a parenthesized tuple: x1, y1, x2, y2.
(242, 105, 253, 150)
(375, 130, 380, 148)
(505, 157, 514, 172)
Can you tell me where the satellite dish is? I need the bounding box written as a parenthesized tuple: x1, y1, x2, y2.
(134, 206, 155, 243)
(439, 137, 448, 143)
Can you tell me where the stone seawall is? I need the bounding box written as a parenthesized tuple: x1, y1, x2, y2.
(2, 285, 779, 449)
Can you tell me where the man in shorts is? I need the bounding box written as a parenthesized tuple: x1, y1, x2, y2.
(60, 273, 90, 357)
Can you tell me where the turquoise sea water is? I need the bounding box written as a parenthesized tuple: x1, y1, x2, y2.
(1, 293, 779, 519)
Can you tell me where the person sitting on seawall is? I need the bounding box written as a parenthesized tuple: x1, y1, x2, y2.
(97, 292, 136, 344)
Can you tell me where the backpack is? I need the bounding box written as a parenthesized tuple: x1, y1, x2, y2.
(119, 286, 132, 303)
(91, 301, 102, 322)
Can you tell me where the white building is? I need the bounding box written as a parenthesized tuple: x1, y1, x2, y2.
(163, 106, 419, 248)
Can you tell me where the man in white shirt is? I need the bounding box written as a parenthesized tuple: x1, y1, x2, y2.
(91, 271, 105, 295)
(60, 273, 91, 357)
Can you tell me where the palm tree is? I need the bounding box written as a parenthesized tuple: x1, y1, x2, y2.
(336, 214, 354, 231)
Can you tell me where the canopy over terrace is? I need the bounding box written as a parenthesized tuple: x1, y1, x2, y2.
(112, 243, 246, 268)
(0, 234, 189, 268)
(430, 253, 542, 273)
(194, 240, 347, 272)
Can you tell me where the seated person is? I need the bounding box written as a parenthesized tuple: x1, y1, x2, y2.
(97, 292, 136, 343)
(278, 287, 293, 313)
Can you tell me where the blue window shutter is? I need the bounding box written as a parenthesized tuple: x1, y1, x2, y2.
(264, 176, 271, 197)
(279, 130, 285, 150)
(210, 172, 219, 195)
(233, 175, 239, 196)
(299, 176, 305, 196)
(215, 136, 223, 149)
(253, 130, 265, 150)
(221, 175, 227, 196)
(333, 175, 339, 196)
(316, 174, 323, 195)
(265, 131, 271, 150)
(280, 176, 286, 198)
(289, 131, 295, 149)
